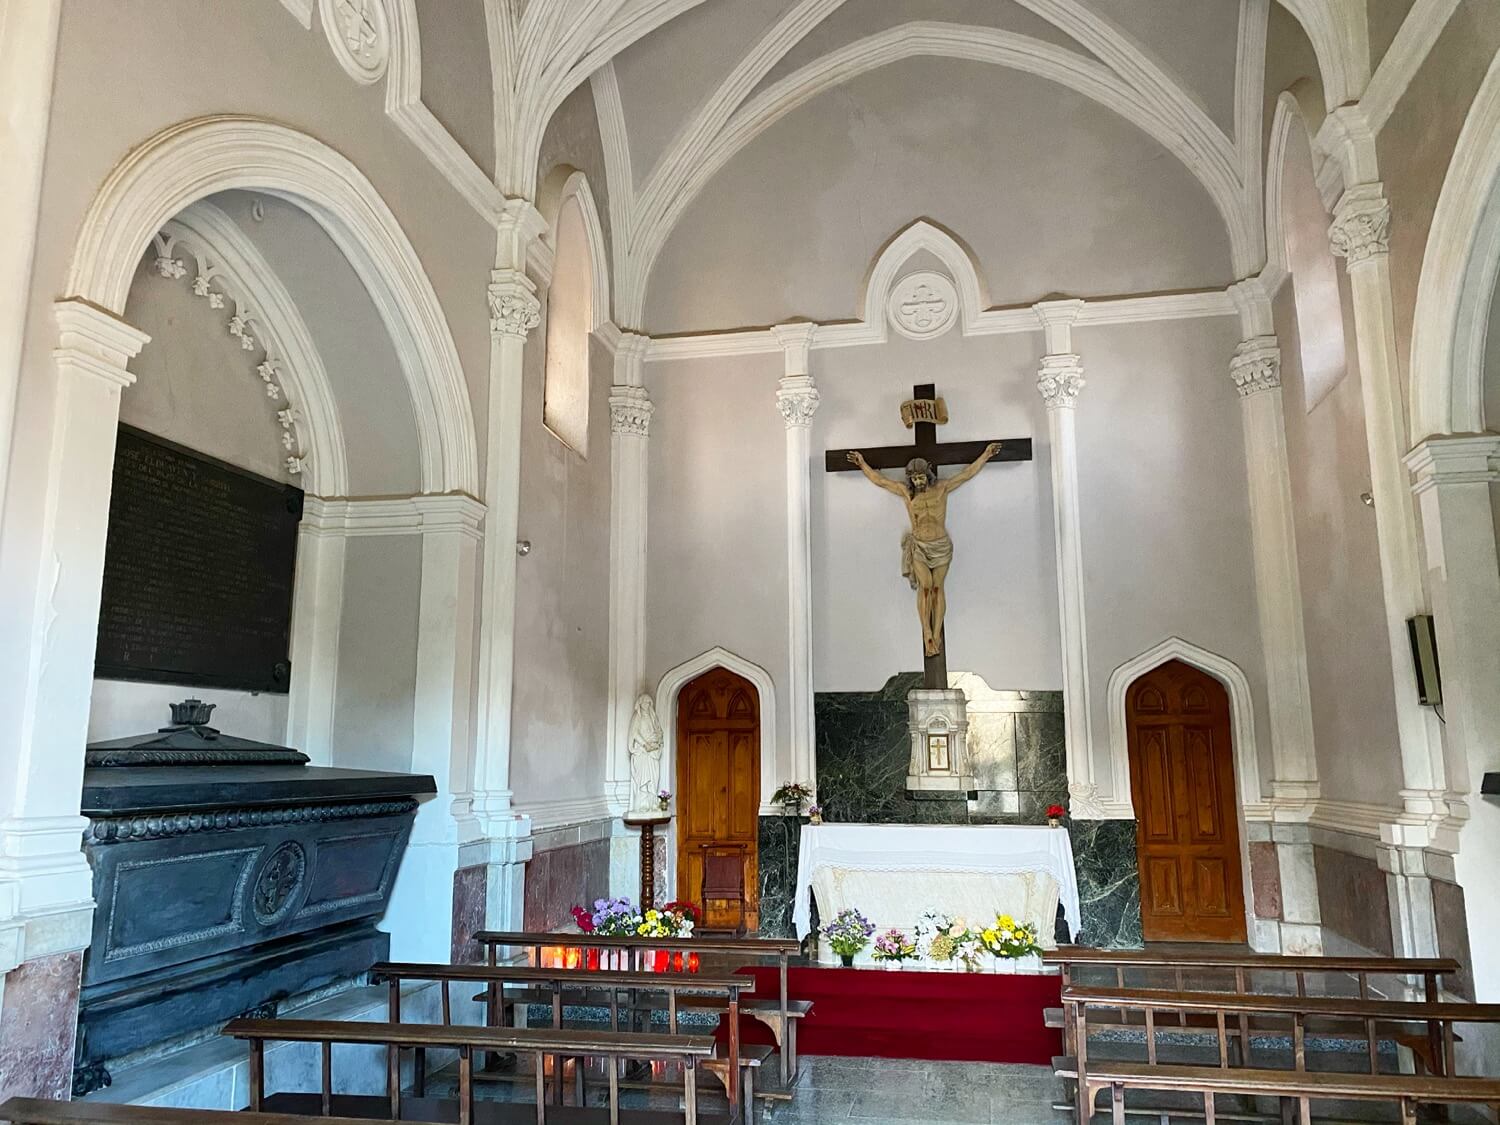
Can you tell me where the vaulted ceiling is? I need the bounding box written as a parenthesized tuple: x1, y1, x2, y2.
(416, 0, 1369, 328)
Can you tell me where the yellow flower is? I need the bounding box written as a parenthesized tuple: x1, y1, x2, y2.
(998, 914, 1015, 929)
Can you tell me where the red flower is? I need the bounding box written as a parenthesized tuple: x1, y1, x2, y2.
(663, 900, 700, 923)
(1046, 804, 1067, 819)
(570, 905, 595, 933)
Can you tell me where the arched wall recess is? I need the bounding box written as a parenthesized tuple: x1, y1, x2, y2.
(1409, 48, 1500, 439)
(151, 200, 350, 497)
(65, 115, 478, 497)
(539, 168, 612, 331)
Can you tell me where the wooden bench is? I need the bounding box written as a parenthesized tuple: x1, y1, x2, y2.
(1080, 1061, 1500, 1125)
(1045, 948, 1461, 1000)
(0, 1100, 443, 1125)
(370, 961, 755, 1117)
(1065, 985, 1500, 1080)
(475, 931, 806, 1087)
(222, 1016, 718, 1125)
(1043, 949, 1463, 1058)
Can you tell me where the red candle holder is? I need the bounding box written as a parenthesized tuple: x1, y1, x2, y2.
(653, 950, 669, 973)
(687, 952, 700, 973)
(586, 949, 600, 971)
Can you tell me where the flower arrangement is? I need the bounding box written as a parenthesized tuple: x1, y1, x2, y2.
(822, 908, 876, 964)
(636, 906, 696, 938)
(807, 803, 824, 825)
(1046, 803, 1066, 828)
(980, 913, 1044, 960)
(915, 910, 984, 970)
(657, 788, 671, 812)
(771, 782, 813, 815)
(870, 928, 917, 965)
(578, 897, 641, 937)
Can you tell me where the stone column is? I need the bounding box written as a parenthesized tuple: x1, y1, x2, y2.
(1329, 183, 1451, 839)
(400, 495, 484, 962)
(0, 300, 147, 1096)
(1228, 333, 1319, 802)
(0, 0, 62, 535)
(285, 499, 346, 766)
(466, 202, 545, 932)
(773, 324, 820, 796)
(606, 334, 653, 815)
(1034, 301, 1102, 817)
(1406, 436, 1500, 998)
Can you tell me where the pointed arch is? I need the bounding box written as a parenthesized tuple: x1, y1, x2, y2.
(1409, 48, 1500, 439)
(654, 647, 778, 811)
(539, 168, 612, 331)
(859, 220, 988, 339)
(1105, 637, 1264, 816)
(65, 115, 479, 496)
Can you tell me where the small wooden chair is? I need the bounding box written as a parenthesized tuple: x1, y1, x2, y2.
(700, 842, 750, 936)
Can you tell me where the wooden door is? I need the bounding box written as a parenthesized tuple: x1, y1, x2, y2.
(1127, 660, 1246, 943)
(676, 667, 760, 930)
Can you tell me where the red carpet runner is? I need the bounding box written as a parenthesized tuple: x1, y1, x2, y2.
(727, 965, 1062, 1065)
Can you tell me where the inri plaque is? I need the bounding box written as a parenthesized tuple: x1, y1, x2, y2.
(94, 426, 302, 693)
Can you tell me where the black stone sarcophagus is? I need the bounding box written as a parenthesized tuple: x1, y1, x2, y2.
(75, 700, 435, 1092)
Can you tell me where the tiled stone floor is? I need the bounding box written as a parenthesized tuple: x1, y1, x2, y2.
(762, 1054, 1065, 1124)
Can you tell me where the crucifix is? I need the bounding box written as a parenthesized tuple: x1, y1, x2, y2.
(825, 383, 1032, 689)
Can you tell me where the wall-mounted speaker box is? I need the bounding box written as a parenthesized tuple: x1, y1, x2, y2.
(1407, 614, 1442, 707)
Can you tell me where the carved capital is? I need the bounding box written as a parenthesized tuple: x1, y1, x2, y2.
(1230, 336, 1282, 397)
(1037, 354, 1084, 409)
(609, 385, 654, 437)
(488, 271, 541, 339)
(1329, 184, 1391, 266)
(1066, 780, 1108, 820)
(776, 375, 820, 428)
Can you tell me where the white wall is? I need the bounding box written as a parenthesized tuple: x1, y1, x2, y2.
(509, 332, 614, 816)
(645, 351, 791, 762)
(332, 535, 422, 773)
(1278, 279, 1401, 810)
(1075, 317, 1273, 801)
(812, 329, 1061, 691)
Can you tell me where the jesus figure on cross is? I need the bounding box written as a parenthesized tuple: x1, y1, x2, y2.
(846, 442, 1004, 657)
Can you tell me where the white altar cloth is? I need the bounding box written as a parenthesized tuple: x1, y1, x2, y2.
(792, 823, 1082, 942)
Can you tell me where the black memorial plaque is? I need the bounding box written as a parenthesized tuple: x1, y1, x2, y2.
(95, 426, 302, 693)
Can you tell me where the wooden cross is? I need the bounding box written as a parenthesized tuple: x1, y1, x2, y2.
(824, 383, 1032, 688)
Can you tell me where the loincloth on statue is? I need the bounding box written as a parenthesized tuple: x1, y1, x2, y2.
(901, 532, 953, 589)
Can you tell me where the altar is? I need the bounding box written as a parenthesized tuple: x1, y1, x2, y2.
(793, 823, 1082, 956)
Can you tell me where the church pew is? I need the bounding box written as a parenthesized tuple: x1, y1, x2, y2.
(1078, 1062, 1500, 1125)
(1065, 985, 1500, 1078)
(222, 1016, 718, 1125)
(369, 962, 755, 1116)
(0, 1101, 444, 1125)
(473, 932, 804, 1086)
(1043, 948, 1463, 1058)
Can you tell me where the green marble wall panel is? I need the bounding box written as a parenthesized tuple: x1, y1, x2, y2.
(752, 673, 1144, 948)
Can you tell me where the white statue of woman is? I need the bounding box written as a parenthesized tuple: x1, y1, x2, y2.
(627, 694, 665, 815)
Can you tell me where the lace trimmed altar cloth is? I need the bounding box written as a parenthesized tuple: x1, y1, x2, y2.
(793, 823, 1082, 949)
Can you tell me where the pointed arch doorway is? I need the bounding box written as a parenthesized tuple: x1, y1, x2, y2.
(675, 666, 761, 931)
(1127, 660, 1247, 943)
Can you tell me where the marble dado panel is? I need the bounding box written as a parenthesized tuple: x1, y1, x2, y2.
(814, 675, 1068, 825)
(522, 837, 611, 933)
(1066, 819, 1143, 949)
(0, 951, 83, 1101)
(751, 677, 1143, 947)
(1432, 879, 1474, 1001)
(450, 864, 487, 964)
(1312, 845, 1394, 957)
